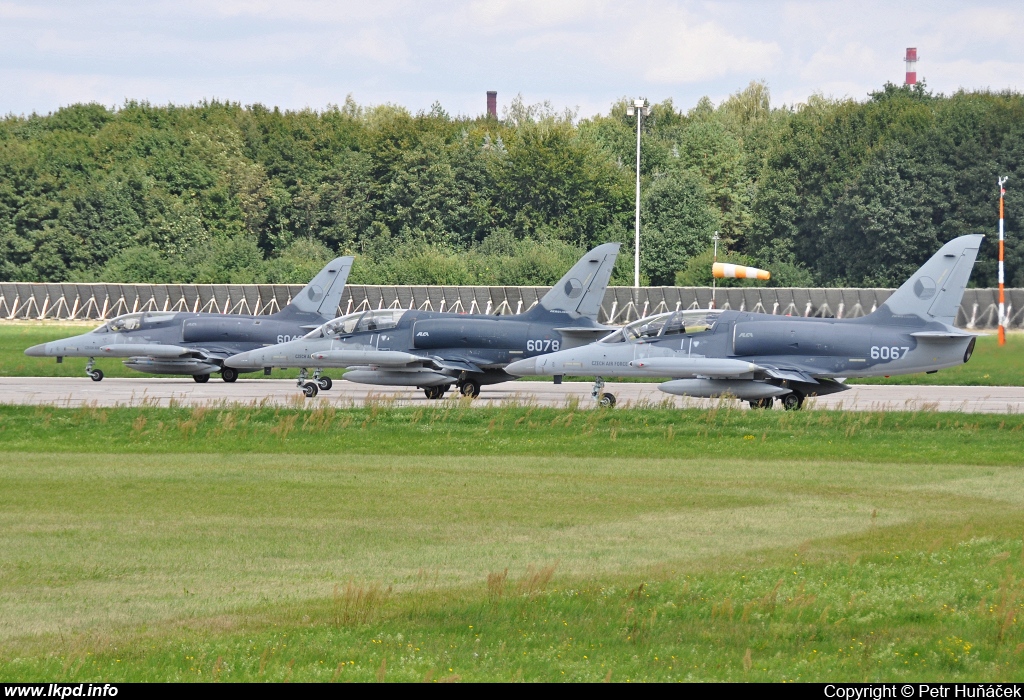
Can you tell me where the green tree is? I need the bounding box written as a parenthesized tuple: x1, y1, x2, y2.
(640, 170, 719, 285)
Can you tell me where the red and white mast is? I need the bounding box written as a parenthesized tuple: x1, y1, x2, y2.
(905, 48, 918, 85)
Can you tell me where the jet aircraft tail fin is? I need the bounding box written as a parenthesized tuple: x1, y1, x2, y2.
(525, 243, 620, 321)
(873, 234, 983, 326)
(276, 256, 354, 319)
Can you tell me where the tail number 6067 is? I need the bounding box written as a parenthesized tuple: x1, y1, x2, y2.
(871, 346, 909, 360)
(526, 339, 559, 352)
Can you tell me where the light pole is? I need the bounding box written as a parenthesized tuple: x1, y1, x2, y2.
(626, 98, 649, 288)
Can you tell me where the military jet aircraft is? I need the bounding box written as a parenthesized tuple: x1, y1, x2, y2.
(25, 257, 353, 384)
(506, 234, 983, 410)
(225, 243, 621, 398)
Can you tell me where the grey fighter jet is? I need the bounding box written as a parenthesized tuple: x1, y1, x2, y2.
(25, 257, 353, 384)
(225, 243, 621, 398)
(506, 234, 984, 410)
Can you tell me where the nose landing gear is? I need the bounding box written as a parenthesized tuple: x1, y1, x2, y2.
(85, 358, 103, 382)
(591, 376, 615, 407)
(312, 369, 332, 391)
(297, 368, 320, 398)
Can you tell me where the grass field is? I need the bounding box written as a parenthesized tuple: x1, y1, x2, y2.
(2, 322, 1021, 386)
(2, 403, 1024, 681)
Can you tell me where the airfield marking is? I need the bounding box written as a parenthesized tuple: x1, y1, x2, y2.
(0, 377, 1022, 413)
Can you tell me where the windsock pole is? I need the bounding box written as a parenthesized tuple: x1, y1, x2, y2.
(999, 176, 1008, 346)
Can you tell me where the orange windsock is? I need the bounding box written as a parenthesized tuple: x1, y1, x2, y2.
(712, 262, 770, 280)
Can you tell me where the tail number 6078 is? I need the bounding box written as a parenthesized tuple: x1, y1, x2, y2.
(526, 339, 560, 352)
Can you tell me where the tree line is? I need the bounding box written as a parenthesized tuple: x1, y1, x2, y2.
(1, 81, 1021, 288)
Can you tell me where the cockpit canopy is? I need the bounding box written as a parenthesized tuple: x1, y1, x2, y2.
(92, 312, 178, 334)
(305, 309, 407, 339)
(598, 309, 722, 344)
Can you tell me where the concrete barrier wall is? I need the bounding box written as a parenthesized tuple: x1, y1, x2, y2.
(0, 283, 1020, 329)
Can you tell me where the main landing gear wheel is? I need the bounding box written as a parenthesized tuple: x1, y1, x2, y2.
(221, 367, 238, 383)
(459, 380, 481, 398)
(782, 392, 804, 411)
(599, 392, 616, 408)
(423, 386, 447, 400)
(317, 377, 333, 391)
(193, 374, 210, 384)
(749, 398, 774, 410)
(301, 382, 319, 398)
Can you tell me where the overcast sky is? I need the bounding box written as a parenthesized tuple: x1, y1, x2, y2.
(2, 0, 1023, 118)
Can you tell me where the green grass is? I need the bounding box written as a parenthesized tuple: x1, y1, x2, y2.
(2, 404, 1024, 681)
(2, 322, 1021, 385)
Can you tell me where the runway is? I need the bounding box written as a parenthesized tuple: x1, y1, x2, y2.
(0, 377, 1022, 413)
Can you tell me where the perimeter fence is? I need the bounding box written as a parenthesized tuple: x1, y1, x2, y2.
(0, 283, 1020, 329)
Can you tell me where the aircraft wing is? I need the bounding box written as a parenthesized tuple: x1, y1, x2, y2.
(431, 358, 484, 373)
(759, 366, 820, 384)
(553, 326, 617, 337)
(910, 331, 977, 339)
(554, 325, 619, 348)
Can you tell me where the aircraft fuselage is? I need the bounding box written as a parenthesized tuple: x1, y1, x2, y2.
(25, 310, 330, 375)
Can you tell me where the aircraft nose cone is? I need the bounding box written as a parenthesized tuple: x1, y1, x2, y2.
(505, 357, 537, 376)
(24, 343, 48, 357)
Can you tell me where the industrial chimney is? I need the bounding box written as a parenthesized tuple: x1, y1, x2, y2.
(905, 48, 918, 85)
(487, 91, 497, 118)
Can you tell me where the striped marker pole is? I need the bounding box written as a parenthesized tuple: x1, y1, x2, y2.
(999, 176, 1008, 346)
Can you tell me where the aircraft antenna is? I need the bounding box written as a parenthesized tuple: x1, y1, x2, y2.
(999, 176, 1009, 346)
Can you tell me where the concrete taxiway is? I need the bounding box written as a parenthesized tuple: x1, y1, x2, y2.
(0, 377, 1022, 413)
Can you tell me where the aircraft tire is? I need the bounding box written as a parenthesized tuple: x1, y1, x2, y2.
(221, 367, 238, 383)
(749, 398, 773, 410)
(423, 386, 444, 400)
(459, 380, 481, 398)
(599, 392, 616, 408)
(301, 382, 319, 398)
(193, 374, 210, 384)
(782, 392, 804, 411)
(88, 369, 104, 382)
(317, 377, 333, 391)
